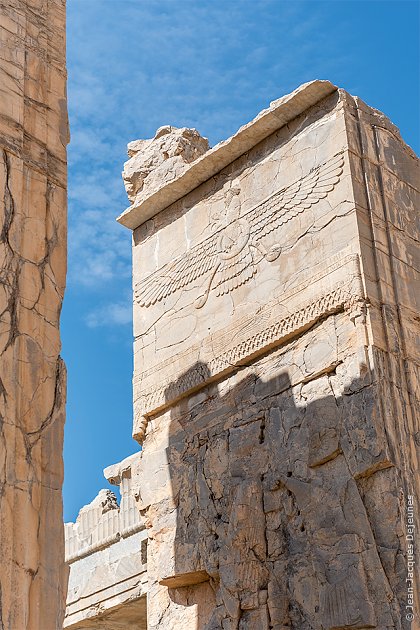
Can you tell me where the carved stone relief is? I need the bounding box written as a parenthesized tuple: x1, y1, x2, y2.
(135, 153, 344, 309)
(123, 83, 419, 630)
(133, 253, 365, 437)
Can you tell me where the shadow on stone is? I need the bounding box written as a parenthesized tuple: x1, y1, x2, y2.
(141, 358, 410, 630)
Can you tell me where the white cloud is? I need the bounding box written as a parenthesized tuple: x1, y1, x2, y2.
(85, 297, 132, 328)
(66, 0, 349, 298)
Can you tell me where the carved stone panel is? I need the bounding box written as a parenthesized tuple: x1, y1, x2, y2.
(122, 83, 419, 630)
(131, 100, 362, 438)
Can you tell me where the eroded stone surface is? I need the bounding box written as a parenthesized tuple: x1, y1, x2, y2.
(121, 83, 419, 629)
(118, 80, 337, 229)
(123, 126, 209, 203)
(64, 453, 147, 630)
(0, 1, 68, 628)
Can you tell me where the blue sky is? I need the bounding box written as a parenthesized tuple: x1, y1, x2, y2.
(63, 0, 419, 522)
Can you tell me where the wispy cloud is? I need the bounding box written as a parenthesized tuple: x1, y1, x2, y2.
(85, 296, 132, 328)
(66, 0, 352, 321)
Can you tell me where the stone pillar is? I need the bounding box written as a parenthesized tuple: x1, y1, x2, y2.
(120, 82, 419, 629)
(0, 1, 68, 628)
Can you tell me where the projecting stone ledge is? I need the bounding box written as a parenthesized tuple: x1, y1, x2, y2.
(118, 80, 338, 229)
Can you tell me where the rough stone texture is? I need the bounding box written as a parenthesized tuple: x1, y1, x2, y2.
(118, 80, 337, 230)
(121, 82, 419, 629)
(123, 126, 209, 204)
(0, 1, 68, 628)
(64, 453, 147, 629)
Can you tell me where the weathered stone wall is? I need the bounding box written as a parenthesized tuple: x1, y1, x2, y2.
(120, 82, 419, 629)
(0, 1, 68, 627)
(64, 454, 147, 630)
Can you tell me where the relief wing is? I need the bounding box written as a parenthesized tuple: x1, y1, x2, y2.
(135, 233, 219, 307)
(248, 152, 344, 242)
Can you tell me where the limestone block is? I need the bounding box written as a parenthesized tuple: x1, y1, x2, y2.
(122, 83, 419, 629)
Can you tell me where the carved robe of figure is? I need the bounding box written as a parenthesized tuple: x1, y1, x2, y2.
(218, 479, 269, 627)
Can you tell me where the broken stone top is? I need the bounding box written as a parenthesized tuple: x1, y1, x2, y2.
(123, 125, 209, 204)
(104, 451, 140, 486)
(76, 489, 119, 520)
(118, 80, 338, 229)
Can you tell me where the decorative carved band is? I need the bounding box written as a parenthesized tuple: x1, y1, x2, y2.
(134, 254, 364, 427)
(65, 523, 144, 565)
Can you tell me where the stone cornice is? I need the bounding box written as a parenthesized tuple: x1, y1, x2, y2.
(117, 80, 337, 230)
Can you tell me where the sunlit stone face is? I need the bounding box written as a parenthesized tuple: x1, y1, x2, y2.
(0, 1, 68, 627)
(119, 83, 420, 630)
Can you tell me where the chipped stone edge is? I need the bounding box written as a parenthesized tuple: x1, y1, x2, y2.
(117, 80, 337, 230)
(104, 452, 141, 485)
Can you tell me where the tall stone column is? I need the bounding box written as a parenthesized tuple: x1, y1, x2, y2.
(120, 82, 419, 629)
(0, 1, 68, 628)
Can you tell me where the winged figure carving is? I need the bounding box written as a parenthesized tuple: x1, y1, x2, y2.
(135, 153, 344, 309)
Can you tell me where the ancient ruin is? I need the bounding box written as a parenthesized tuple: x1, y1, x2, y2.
(2, 2, 418, 628)
(64, 81, 420, 629)
(64, 454, 147, 629)
(118, 80, 419, 629)
(0, 0, 68, 628)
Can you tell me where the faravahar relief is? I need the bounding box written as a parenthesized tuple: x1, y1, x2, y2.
(135, 153, 344, 309)
(134, 253, 364, 425)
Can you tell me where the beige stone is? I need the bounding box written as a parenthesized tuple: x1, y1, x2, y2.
(123, 126, 209, 204)
(64, 454, 147, 630)
(117, 81, 420, 629)
(0, 1, 68, 628)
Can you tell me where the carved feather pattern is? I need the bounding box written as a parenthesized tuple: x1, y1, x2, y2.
(135, 233, 219, 307)
(215, 247, 256, 296)
(135, 152, 344, 307)
(247, 152, 344, 241)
